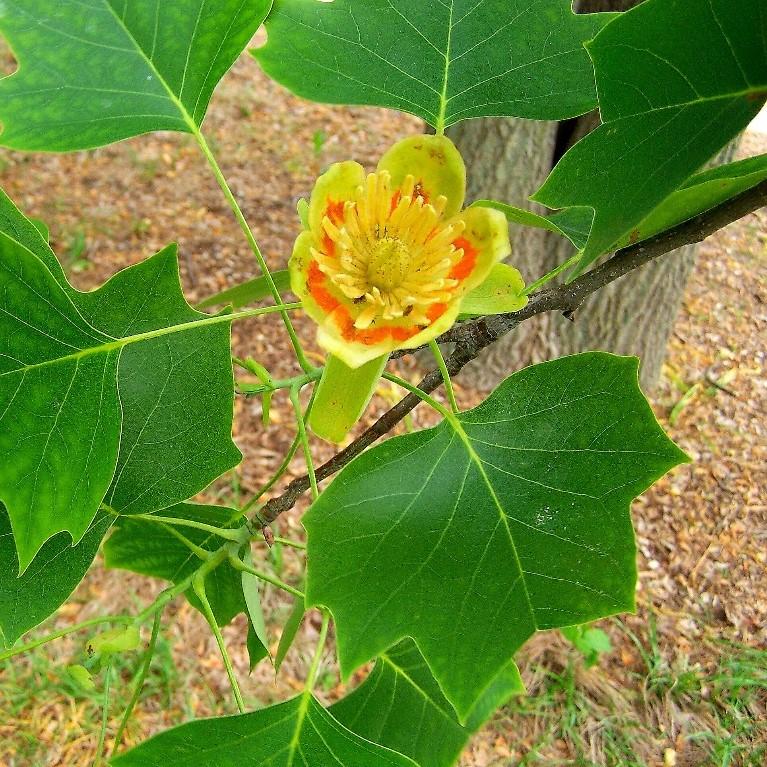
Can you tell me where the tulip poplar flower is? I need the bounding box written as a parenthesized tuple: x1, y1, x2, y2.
(290, 134, 513, 442)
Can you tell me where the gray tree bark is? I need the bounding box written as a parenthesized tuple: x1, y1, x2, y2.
(447, 0, 718, 392)
(446, 117, 559, 378)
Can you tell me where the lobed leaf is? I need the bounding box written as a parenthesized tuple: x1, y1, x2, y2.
(0, 0, 272, 151)
(534, 0, 767, 271)
(111, 694, 418, 766)
(0, 505, 111, 646)
(0, 195, 240, 571)
(331, 639, 523, 767)
(304, 353, 687, 720)
(254, 0, 617, 130)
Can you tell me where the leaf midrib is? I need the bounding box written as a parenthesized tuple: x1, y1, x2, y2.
(0, 304, 291, 379)
(447, 415, 539, 629)
(102, 0, 200, 133)
(435, 0, 455, 132)
(600, 86, 764, 122)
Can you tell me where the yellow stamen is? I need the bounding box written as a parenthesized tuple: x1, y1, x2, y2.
(317, 171, 467, 327)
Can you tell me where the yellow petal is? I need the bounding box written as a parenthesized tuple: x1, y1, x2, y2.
(446, 206, 512, 296)
(316, 322, 398, 369)
(289, 230, 355, 330)
(377, 134, 466, 218)
(308, 160, 366, 235)
(396, 301, 462, 351)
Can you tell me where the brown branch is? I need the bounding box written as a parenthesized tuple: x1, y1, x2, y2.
(257, 179, 767, 525)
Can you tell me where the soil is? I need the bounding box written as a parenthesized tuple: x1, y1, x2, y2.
(0, 44, 765, 767)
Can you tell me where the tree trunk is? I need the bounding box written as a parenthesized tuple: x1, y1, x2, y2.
(447, 0, 729, 393)
(445, 118, 559, 383)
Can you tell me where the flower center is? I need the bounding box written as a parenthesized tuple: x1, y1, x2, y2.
(312, 170, 466, 330)
(367, 237, 411, 292)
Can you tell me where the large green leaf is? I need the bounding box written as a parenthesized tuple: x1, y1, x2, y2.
(331, 639, 523, 767)
(111, 694, 417, 766)
(104, 503, 247, 626)
(0, 217, 240, 571)
(534, 0, 767, 270)
(0, 505, 111, 646)
(305, 353, 687, 721)
(76, 249, 242, 516)
(0, 0, 272, 151)
(0, 233, 121, 572)
(254, 0, 617, 130)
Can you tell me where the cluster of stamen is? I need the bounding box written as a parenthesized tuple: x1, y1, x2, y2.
(312, 172, 466, 329)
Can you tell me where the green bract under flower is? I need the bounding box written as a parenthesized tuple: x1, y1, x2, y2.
(290, 135, 513, 368)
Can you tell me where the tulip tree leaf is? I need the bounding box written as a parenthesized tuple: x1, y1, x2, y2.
(196, 269, 292, 310)
(0, 205, 240, 571)
(0, 0, 272, 151)
(104, 503, 248, 627)
(331, 639, 524, 767)
(0, 505, 111, 646)
(534, 0, 767, 271)
(305, 353, 687, 721)
(473, 200, 592, 251)
(254, 0, 617, 130)
(0, 234, 121, 572)
(74, 248, 242, 516)
(111, 694, 418, 767)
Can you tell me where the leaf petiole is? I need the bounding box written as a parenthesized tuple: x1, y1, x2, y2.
(111, 608, 164, 754)
(193, 572, 245, 714)
(93, 661, 112, 767)
(192, 128, 314, 374)
(273, 537, 307, 551)
(428, 339, 459, 413)
(128, 513, 248, 544)
(382, 371, 457, 425)
(304, 610, 330, 693)
(157, 523, 211, 560)
(227, 553, 304, 600)
(522, 252, 581, 295)
(0, 616, 134, 662)
(290, 386, 319, 501)
(241, 383, 319, 514)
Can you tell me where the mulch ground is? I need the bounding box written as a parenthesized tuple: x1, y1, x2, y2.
(0, 45, 765, 767)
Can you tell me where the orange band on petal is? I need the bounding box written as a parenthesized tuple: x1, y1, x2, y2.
(308, 261, 341, 314)
(356, 326, 391, 345)
(325, 199, 346, 226)
(427, 303, 447, 322)
(449, 236, 478, 281)
(321, 232, 336, 258)
(390, 326, 418, 343)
